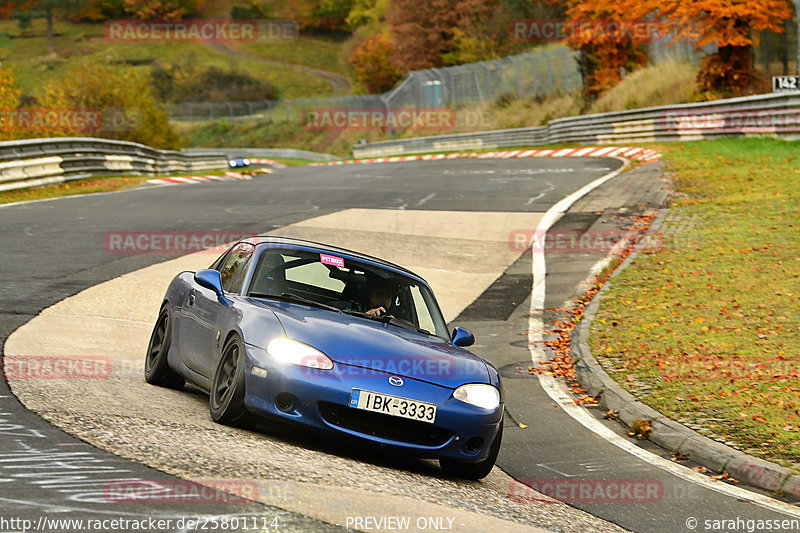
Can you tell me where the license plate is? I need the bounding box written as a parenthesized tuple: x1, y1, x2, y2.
(350, 389, 437, 424)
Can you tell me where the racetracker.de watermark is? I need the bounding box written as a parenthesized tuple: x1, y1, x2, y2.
(104, 231, 256, 254)
(510, 19, 662, 42)
(298, 356, 486, 379)
(104, 480, 258, 504)
(508, 229, 664, 254)
(303, 108, 458, 131)
(105, 19, 259, 41)
(0, 515, 282, 532)
(0, 108, 142, 133)
(510, 479, 663, 504)
(662, 108, 800, 133)
(2, 355, 112, 380)
(661, 359, 800, 380)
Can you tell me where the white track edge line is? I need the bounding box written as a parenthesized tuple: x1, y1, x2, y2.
(526, 158, 800, 518)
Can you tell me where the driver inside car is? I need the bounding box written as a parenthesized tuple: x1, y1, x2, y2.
(365, 284, 394, 316)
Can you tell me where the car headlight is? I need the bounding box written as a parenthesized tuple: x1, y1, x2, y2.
(453, 384, 500, 409)
(267, 338, 333, 370)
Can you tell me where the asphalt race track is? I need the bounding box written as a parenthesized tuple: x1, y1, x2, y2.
(1, 157, 798, 533)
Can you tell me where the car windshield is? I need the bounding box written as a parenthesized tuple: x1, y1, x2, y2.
(248, 247, 450, 340)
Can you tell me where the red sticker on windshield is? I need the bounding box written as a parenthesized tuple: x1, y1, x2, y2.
(320, 253, 345, 268)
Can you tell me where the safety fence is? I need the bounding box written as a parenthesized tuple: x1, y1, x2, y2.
(167, 47, 585, 122)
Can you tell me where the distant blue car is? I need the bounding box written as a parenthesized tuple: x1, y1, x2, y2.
(145, 237, 504, 479)
(228, 157, 251, 168)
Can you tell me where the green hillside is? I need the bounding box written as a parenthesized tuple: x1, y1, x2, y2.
(0, 18, 345, 100)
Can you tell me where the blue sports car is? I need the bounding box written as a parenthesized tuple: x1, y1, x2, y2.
(228, 157, 251, 168)
(145, 237, 504, 479)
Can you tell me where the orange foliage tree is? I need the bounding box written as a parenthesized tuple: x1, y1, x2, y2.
(123, 0, 203, 20)
(558, 0, 653, 99)
(283, 0, 353, 32)
(39, 61, 180, 148)
(562, 0, 792, 97)
(387, 0, 501, 72)
(653, 0, 793, 96)
(0, 65, 21, 141)
(349, 33, 402, 93)
(0, 2, 14, 17)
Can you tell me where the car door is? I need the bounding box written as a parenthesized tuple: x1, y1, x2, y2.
(180, 242, 254, 378)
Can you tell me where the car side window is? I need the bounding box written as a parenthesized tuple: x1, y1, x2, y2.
(410, 284, 436, 334)
(229, 255, 253, 294)
(219, 243, 254, 293)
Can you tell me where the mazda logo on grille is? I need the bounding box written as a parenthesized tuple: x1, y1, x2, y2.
(388, 376, 404, 387)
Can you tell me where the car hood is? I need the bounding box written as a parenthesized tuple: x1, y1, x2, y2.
(254, 300, 490, 388)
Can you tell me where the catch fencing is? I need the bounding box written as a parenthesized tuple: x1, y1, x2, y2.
(167, 34, 717, 124)
(167, 47, 584, 122)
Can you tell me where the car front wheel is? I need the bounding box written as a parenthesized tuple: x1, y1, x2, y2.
(209, 334, 258, 428)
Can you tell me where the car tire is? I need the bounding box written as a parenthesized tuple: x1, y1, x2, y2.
(439, 419, 503, 480)
(144, 306, 185, 389)
(209, 334, 258, 429)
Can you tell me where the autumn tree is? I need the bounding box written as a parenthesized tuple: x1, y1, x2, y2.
(230, 0, 273, 20)
(284, 0, 353, 31)
(39, 60, 180, 148)
(0, 65, 21, 141)
(76, 0, 125, 20)
(0, 2, 15, 17)
(387, 0, 501, 72)
(122, 0, 203, 21)
(653, 0, 793, 96)
(0, 66, 19, 110)
(349, 33, 401, 92)
(444, 0, 539, 62)
(346, 0, 386, 30)
(558, 0, 653, 99)
(12, 0, 86, 53)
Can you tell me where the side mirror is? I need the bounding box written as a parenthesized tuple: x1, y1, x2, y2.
(195, 269, 224, 299)
(451, 327, 475, 347)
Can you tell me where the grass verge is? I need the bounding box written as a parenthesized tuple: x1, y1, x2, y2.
(0, 175, 153, 205)
(590, 138, 800, 467)
(0, 159, 316, 205)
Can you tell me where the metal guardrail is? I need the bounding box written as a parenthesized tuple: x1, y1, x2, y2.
(352, 92, 800, 158)
(0, 138, 228, 192)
